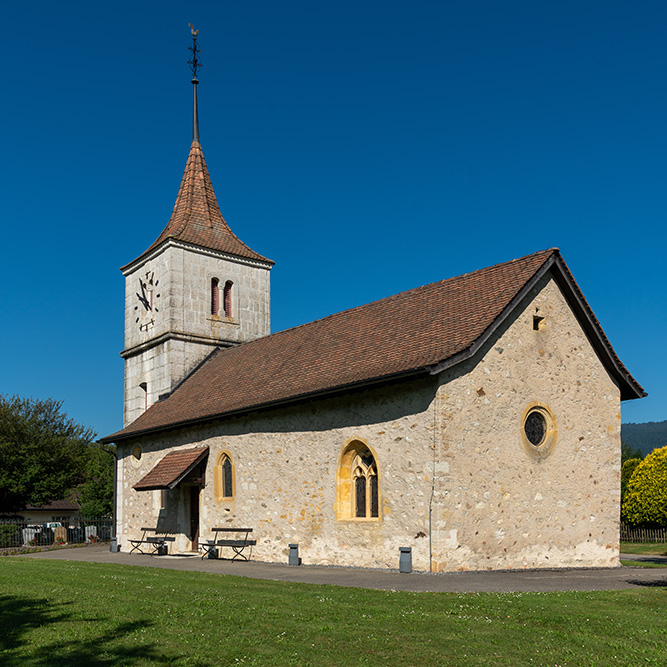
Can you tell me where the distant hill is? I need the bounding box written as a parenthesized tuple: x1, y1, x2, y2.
(621, 420, 667, 457)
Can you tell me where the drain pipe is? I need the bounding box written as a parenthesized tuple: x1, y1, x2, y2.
(428, 391, 438, 573)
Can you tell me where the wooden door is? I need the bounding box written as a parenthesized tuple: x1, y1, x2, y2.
(189, 486, 200, 551)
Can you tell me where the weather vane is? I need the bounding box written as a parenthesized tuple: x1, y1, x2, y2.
(188, 23, 202, 82)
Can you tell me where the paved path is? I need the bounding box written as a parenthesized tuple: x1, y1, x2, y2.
(16, 546, 667, 593)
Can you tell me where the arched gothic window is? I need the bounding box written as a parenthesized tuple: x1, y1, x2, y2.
(352, 449, 378, 518)
(336, 440, 380, 520)
(223, 281, 233, 318)
(211, 278, 220, 315)
(214, 451, 234, 501)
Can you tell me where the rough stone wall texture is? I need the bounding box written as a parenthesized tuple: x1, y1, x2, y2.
(122, 243, 271, 425)
(430, 274, 621, 571)
(116, 272, 622, 571)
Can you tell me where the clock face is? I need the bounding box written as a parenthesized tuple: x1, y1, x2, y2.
(134, 270, 161, 331)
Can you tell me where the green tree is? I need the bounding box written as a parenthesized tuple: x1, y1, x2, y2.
(621, 440, 644, 465)
(78, 444, 114, 517)
(622, 446, 667, 526)
(0, 395, 95, 512)
(621, 458, 641, 506)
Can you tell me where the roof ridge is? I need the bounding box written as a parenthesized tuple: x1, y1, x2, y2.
(262, 247, 559, 339)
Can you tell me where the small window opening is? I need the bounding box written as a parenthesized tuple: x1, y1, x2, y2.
(223, 281, 233, 318)
(139, 382, 148, 411)
(533, 308, 545, 331)
(222, 456, 233, 498)
(524, 411, 547, 446)
(211, 278, 220, 315)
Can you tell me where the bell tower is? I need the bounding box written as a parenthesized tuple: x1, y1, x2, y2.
(121, 28, 273, 426)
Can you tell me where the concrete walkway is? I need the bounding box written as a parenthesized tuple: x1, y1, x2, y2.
(16, 546, 667, 593)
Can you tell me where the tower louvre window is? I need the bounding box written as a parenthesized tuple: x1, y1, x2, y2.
(211, 278, 220, 315)
(223, 281, 233, 318)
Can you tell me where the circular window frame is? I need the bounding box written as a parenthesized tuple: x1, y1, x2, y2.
(520, 402, 558, 460)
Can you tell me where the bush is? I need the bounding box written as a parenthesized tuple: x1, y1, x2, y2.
(621, 458, 642, 503)
(622, 446, 667, 526)
(0, 524, 19, 548)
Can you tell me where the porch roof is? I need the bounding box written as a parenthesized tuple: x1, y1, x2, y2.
(133, 446, 209, 491)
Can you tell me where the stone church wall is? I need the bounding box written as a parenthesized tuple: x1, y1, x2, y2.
(117, 271, 622, 572)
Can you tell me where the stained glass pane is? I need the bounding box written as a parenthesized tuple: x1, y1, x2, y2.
(222, 457, 233, 497)
(370, 475, 378, 518)
(355, 476, 367, 518)
(525, 412, 546, 446)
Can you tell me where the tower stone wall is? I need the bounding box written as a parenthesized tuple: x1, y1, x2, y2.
(122, 242, 271, 426)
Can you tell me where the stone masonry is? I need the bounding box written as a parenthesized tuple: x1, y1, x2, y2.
(116, 271, 622, 572)
(122, 240, 271, 425)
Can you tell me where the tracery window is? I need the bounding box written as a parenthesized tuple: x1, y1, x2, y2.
(353, 449, 378, 518)
(335, 440, 381, 521)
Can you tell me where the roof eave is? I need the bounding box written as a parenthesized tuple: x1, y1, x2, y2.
(101, 367, 430, 444)
(427, 252, 645, 401)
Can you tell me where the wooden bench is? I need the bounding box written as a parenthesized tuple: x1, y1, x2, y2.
(128, 527, 176, 555)
(201, 527, 256, 561)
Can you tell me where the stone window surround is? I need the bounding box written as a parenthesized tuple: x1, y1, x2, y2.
(213, 450, 236, 502)
(335, 437, 382, 522)
(520, 401, 558, 460)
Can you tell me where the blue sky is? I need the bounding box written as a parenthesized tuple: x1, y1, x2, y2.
(1, 1, 664, 437)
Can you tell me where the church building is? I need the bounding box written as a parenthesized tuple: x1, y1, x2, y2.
(101, 63, 645, 573)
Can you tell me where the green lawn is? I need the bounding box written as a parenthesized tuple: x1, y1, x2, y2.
(620, 541, 667, 556)
(1, 559, 667, 666)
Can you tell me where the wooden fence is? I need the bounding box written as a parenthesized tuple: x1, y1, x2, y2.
(620, 523, 667, 543)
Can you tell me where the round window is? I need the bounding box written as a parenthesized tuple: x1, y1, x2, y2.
(524, 411, 546, 446)
(521, 403, 558, 459)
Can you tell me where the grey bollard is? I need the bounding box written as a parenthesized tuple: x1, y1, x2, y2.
(399, 546, 412, 573)
(110, 539, 120, 553)
(288, 543, 301, 566)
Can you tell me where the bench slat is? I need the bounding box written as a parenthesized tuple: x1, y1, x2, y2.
(211, 527, 253, 533)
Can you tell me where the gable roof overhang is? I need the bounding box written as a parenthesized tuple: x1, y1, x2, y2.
(133, 446, 209, 491)
(426, 254, 646, 402)
(101, 249, 645, 445)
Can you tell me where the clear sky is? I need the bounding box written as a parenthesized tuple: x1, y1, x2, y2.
(1, 1, 664, 438)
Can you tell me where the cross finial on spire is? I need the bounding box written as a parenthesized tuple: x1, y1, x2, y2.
(187, 24, 201, 143)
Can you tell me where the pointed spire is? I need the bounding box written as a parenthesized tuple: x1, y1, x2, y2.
(188, 24, 201, 143)
(123, 26, 273, 270)
(192, 79, 200, 143)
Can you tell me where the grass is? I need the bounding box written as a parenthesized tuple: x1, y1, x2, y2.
(1, 559, 667, 666)
(620, 541, 667, 556)
(620, 559, 667, 568)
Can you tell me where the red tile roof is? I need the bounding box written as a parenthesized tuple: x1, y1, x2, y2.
(134, 447, 209, 491)
(123, 141, 273, 270)
(24, 499, 80, 511)
(103, 248, 644, 443)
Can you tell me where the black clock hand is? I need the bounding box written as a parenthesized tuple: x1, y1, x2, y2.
(138, 279, 151, 310)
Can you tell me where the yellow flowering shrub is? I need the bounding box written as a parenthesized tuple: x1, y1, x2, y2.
(622, 446, 667, 526)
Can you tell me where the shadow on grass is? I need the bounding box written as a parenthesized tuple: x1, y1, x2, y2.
(626, 579, 667, 587)
(0, 594, 210, 666)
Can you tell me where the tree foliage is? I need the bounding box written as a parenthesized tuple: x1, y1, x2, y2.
(78, 444, 114, 518)
(621, 421, 667, 457)
(621, 458, 641, 505)
(0, 395, 111, 514)
(621, 441, 644, 465)
(622, 446, 667, 526)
